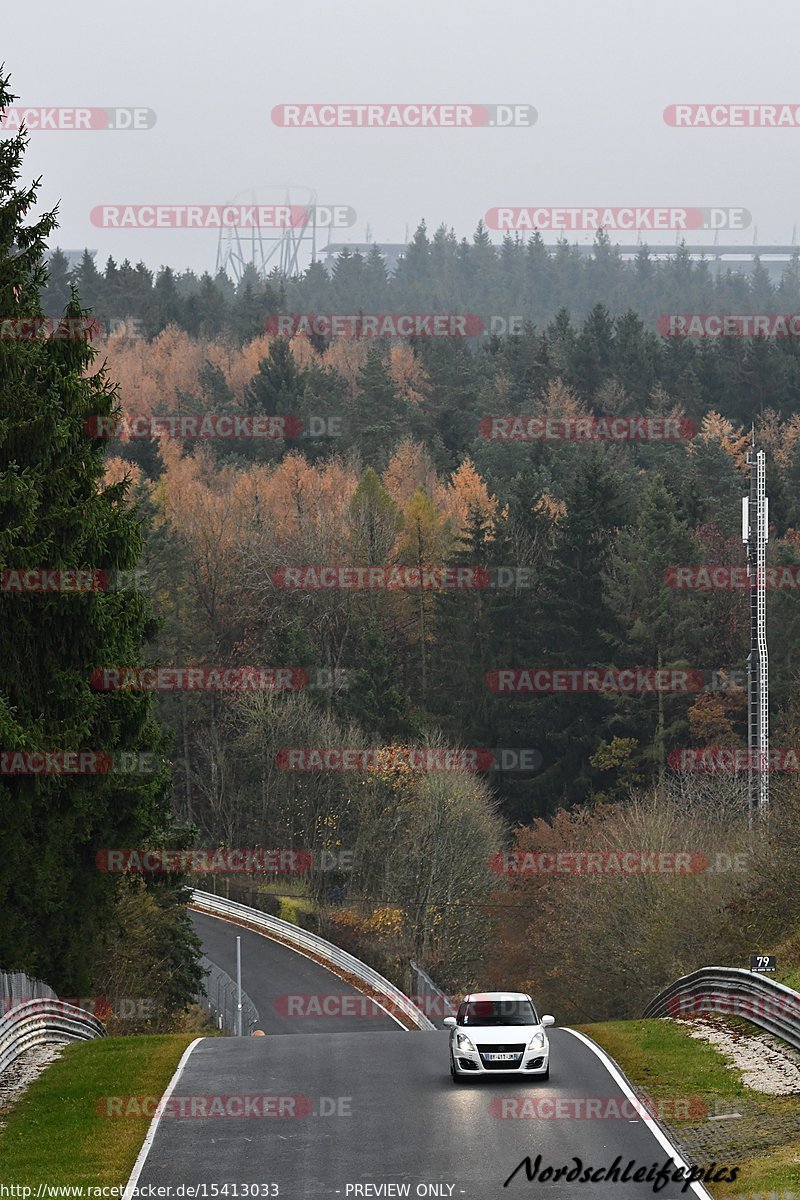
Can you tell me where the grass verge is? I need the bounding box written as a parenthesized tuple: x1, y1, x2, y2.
(0, 1034, 198, 1187)
(576, 1018, 800, 1196)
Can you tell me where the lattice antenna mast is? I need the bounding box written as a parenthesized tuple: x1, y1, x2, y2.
(215, 187, 318, 283)
(742, 437, 769, 827)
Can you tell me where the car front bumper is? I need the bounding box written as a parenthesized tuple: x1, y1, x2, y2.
(452, 1046, 549, 1076)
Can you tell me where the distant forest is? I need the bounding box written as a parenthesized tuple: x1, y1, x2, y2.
(38, 218, 800, 840)
(45, 221, 800, 344)
(16, 214, 800, 1005)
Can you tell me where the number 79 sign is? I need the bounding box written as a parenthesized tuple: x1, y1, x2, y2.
(749, 954, 777, 973)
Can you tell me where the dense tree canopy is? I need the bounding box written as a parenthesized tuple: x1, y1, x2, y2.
(0, 71, 200, 998)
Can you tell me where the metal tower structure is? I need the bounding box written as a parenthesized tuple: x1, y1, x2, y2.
(215, 187, 319, 283)
(742, 440, 769, 825)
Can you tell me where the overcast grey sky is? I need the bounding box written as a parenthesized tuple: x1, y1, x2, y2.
(5, 0, 800, 274)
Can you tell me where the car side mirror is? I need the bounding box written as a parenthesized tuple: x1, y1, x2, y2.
(443, 1016, 457, 1028)
(542, 1014, 555, 1027)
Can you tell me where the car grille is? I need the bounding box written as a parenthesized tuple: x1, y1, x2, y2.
(477, 1043, 525, 1070)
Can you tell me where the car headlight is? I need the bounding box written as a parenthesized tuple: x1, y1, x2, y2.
(527, 1032, 546, 1051)
(456, 1033, 476, 1053)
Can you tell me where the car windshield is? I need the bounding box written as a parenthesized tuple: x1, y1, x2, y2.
(458, 1000, 537, 1026)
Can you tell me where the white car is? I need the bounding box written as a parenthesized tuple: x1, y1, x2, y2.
(443, 991, 554, 1082)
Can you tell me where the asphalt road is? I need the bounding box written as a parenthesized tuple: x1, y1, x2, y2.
(191, 910, 402, 1034)
(134, 1028, 713, 1199)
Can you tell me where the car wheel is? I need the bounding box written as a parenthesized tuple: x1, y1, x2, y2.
(541, 1065, 550, 1081)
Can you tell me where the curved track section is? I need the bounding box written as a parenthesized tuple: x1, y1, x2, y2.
(192, 910, 402, 1034)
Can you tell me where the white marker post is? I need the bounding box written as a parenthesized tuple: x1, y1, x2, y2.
(236, 935, 243, 1036)
(742, 440, 769, 828)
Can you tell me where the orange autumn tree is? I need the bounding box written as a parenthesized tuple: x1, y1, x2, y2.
(538, 377, 590, 421)
(382, 439, 442, 510)
(395, 489, 452, 703)
(686, 688, 742, 747)
(99, 325, 208, 418)
(321, 337, 370, 399)
(388, 343, 429, 408)
(756, 408, 800, 472)
(696, 411, 750, 472)
(443, 458, 498, 544)
(102, 454, 142, 490)
(100, 327, 283, 419)
(153, 440, 255, 654)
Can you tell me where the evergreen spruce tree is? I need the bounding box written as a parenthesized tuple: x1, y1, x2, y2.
(528, 448, 627, 808)
(144, 266, 182, 337)
(0, 70, 200, 994)
(430, 504, 502, 747)
(338, 621, 413, 740)
(569, 303, 616, 400)
(70, 250, 103, 314)
(605, 477, 703, 784)
(349, 346, 409, 466)
(244, 337, 305, 460)
(41, 248, 71, 319)
(331, 249, 367, 311)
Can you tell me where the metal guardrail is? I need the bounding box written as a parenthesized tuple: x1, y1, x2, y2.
(190, 890, 435, 1030)
(0, 998, 107, 1074)
(409, 960, 457, 1023)
(197, 954, 260, 1035)
(643, 966, 800, 1051)
(0, 970, 57, 1014)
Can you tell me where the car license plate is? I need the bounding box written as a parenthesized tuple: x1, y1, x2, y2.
(485, 1052, 517, 1061)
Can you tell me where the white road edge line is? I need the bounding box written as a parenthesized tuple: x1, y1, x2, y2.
(562, 1028, 714, 1200)
(194, 908, 409, 1031)
(121, 1037, 204, 1200)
